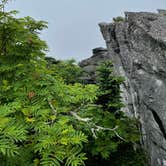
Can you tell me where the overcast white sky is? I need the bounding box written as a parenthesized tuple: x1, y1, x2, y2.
(6, 0, 166, 61)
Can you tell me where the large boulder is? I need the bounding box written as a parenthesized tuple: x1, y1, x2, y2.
(98, 10, 166, 166)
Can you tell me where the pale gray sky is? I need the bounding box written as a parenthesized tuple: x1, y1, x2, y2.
(6, 0, 166, 61)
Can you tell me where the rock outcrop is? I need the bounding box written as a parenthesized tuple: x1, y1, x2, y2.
(79, 47, 109, 83)
(81, 9, 166, 166)
(99, 10, 166, 166)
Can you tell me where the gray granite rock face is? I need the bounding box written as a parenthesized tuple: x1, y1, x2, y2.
(98, 10, 166, 166)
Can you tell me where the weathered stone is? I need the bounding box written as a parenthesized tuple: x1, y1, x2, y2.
(79, 47, 109, 83)
(98, 10, 166, 166)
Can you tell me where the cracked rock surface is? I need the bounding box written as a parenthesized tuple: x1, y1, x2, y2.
(81, 9, 166, 166)
(99, 10, 166, 166)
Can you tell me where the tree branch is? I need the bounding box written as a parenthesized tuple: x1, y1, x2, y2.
(70, 111, 92, 122)
(48, 100, 57, 116)
(95, 125, 118, 131)
(91, 128, 97, 139)
(70, 111, 126, 141)
(114, 130, 126, 142)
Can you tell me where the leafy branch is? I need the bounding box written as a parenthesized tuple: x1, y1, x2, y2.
(70, 109, 126, 141)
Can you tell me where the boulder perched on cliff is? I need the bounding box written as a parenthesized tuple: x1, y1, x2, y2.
(98, 10, 166, 166)
(79, 47, 109, 83)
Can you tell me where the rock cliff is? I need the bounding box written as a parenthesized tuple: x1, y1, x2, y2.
(81, 10, 166, 166)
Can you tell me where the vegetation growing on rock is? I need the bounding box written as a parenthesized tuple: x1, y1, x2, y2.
(113, 16, 125, 22)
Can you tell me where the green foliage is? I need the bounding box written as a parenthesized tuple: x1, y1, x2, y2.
(78, 61, 140, 161)
(79, 61, 146, 166)
(113, 16, 125, 22)
(46, 58, 83, 84)
(96, 61, 125, 111)
(0, 3, 147, 166)
(0, 73, 97, 165)
(0, 7, 97, 166)
(0, 0, 11, 8)
(111, 143, 148, 166)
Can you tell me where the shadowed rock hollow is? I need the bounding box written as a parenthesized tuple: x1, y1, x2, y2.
(80, 9, 166, 166)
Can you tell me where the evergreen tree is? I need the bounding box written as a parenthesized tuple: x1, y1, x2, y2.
(82, 61, 141, 165)
(96, 61, 124, 112)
